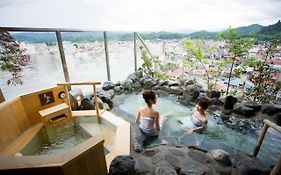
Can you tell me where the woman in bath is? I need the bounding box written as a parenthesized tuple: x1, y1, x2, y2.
(135, 90, 160, 136)
(182, 96, 210, 133)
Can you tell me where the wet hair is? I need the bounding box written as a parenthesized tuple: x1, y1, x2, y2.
(196, 96, 210, 110)
(142, 90, 156, 103)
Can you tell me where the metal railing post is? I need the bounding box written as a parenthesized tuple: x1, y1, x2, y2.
(134, 32, 137, 71)
(135, 32, 154, 59)
(103, 31, 111, 81)
(56, 31, 71, 85)
(0, 88, 5, 103)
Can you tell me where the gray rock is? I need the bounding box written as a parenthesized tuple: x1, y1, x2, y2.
(168, 148, 184, 157)
(233, 103, 255, 117)
(274, 112, 281, 126)
(164, 154, 180, 167)
(143, 78, 154, 90)
(127, 73, 137, 82)
(95, 97, 104, 109)
(184, 79, 194, 86)
(183, 85, 200, 102)
(159, 80, 169, 86)
(122, 79, 134, 89)
(97, 90, 114, 108)
(114, 86, 124, 95)
(179, 163, 207, 175)
(169, 86, 183, 95)
(224, 95, 238, 110)
(102, 81, 115, 91)
(209, 149, 232, 166)
(134, 69, 143, 79)
(139, 74, 150, 85)
(211, 97, 221, 106)
(134, 141, 143, 153)
(154, 166, 177, 175)
(69, 94, 79, 110)
(80, 98, 95, 110)
(168, 80, 179, 87)
(233, 152, 271, 175)
(109, 155, 135, 175)
(219, 96, 226, 104)
(131, 81, 142, 89)
(244, 101, 261, 111)
(261, 104, 281, 115)
(206, 90, 221, 98)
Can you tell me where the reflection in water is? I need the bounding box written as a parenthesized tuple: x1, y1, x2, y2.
(112, 93, 281, 166)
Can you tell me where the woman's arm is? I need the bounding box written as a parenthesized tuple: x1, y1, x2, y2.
(191, 124, 204, 132)
(154, 112, 160, 131)
(135, 110, 141, 123)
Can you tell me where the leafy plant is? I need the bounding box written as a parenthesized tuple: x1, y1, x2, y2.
(182, 39, 217, 90)
(0, 30, 30, 85)
(244, 41, 280, 103)
(217, 27, 254, 95)
(139, 46, 168, 80)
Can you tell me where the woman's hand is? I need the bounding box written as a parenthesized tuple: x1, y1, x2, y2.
(184, 127, 193, 134)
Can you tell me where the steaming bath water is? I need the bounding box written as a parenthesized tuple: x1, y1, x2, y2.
(112, 93, 281, 166)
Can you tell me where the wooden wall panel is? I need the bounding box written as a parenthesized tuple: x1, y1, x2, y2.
(0, 97, 30, 152)
(20, 86, 66, 125)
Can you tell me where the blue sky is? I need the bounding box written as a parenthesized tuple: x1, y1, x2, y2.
(0, 0, 280, 32)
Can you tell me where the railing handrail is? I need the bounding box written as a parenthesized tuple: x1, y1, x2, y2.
(253, 119, 281, 175)
(0, 27, 102, 32)
(57, 82, 101, 123)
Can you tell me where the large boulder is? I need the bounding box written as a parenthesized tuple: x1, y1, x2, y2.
(209, 149, 232, 166)
(131, 81, 142, 90)
(127, 73, 137, 82)
(183, 85, 200, 102)
(134, 69, 143, 79)
(80, 98, 95, 110)
(69, 94, 79, 110)
(273, 112, 281, 126)
(184, 79, 194, 86)
(97, 89, 114, 108)
(206, 90, 221, 98)
(114, 86, 124, 95)
(244, 101, 261, 112)
(154, 166, 177, 175)
(109, 155, 135, 175)
(143, 78, 154, 90)
(168, 80, 179, 87)
(102, 81, 115, 91)
(159, 80, 169, 86)
(169, 86, 183, 95)
(122, 79, 134, 90)
(233, 152, 271, 175)
(261, 104, 281, 115)
(233, 103, 255, 117)
(224, 96, 238, 110)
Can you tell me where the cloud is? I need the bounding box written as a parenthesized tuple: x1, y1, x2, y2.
(0, 0, 280, 31)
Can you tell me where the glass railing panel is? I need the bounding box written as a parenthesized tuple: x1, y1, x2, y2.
(61, 32, 107, 93)
(0, 31, 65, 100)
(107, 32, 135, 83)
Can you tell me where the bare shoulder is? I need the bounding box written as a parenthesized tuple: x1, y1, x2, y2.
(154, 111, 160, 117)
(138, 106, 145, 112)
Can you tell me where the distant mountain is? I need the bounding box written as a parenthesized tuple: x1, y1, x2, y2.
(9, 20, 280, 43)
(259, 20, 281, 34)
(12, 32, 104, 43)
(234, 24, 263, 34)
(188, 30, 218, 40)
(257, 20, 281, 42)
(188, 24, 264, 39)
